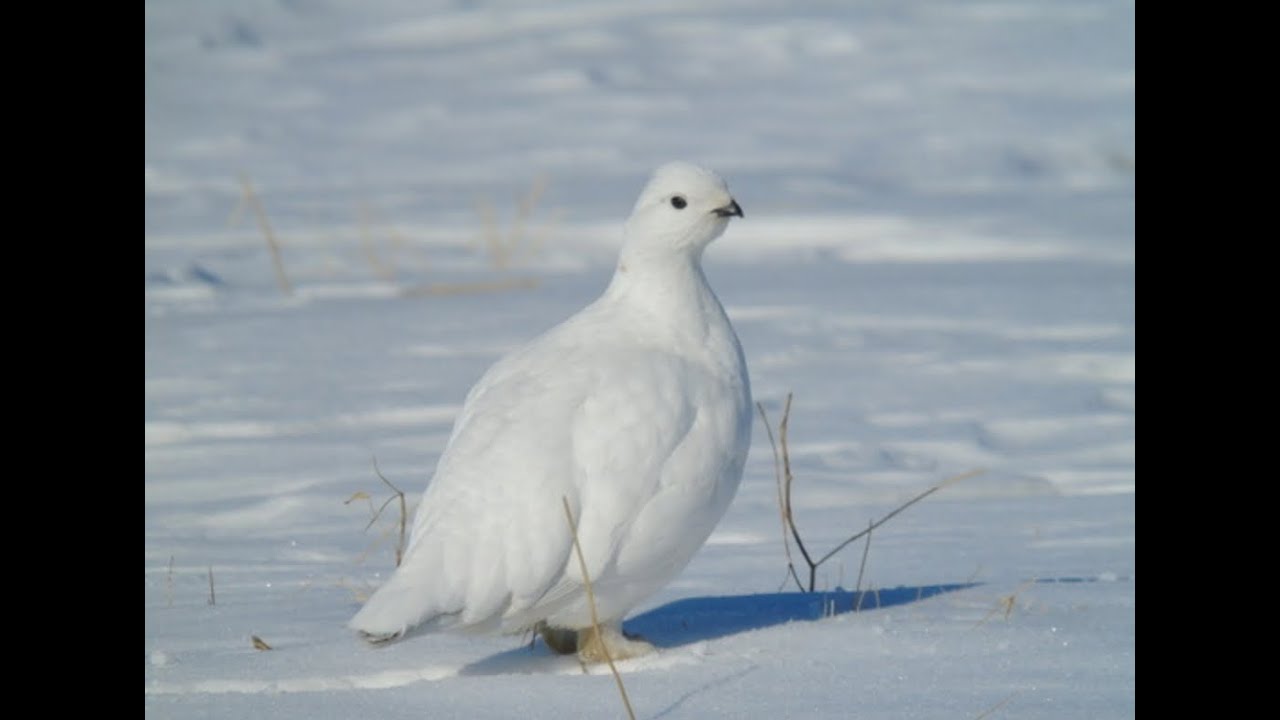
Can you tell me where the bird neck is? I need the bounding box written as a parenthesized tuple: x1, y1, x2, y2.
(609, 240, 704, 293)
(603, 244, 728, 339)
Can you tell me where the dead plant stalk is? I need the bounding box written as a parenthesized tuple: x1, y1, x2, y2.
(370, 457, 407, 567)
(236, 173, 293, 295)
(757, 393, 983, 593)
(561, 496, 635, 720)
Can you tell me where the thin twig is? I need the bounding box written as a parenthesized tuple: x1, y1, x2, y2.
(761, 392, 983, 594)
(371, 457, 408, 567)
(237, 173, 293, 295)
(207, 566, 216, 606)
(974, 692, 1017, 719)
(562, 497, 636, 720)
(815, 469, 984, 568)
(973, 579, 1037, 629)
(967, 564, 985, 584)
(777, 394, 819, 591)
(853, 519, 873, 607)
(336, 577, 373, 604)
(756, 400, 803, 592)
(344, 491, 374, 513)
(166, 555, 175, 608)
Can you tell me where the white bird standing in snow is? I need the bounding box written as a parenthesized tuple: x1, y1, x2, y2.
(350, 162, 751, 662)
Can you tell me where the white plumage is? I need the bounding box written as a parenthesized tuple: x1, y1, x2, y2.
(349, 161, 751, 661)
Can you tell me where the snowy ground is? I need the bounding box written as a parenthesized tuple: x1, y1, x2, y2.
(145, 1, 1134, 718)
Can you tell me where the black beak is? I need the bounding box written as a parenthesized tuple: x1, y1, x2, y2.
(713, 200, 744, 218)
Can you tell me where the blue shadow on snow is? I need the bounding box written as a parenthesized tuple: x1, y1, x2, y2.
(459, 583, 977, 675)
(623, 583, 978, 648)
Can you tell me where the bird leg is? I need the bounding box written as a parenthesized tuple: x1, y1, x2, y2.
(537, 623, 579, 655)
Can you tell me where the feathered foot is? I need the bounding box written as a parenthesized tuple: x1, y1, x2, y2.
(576, 623, 655, 663)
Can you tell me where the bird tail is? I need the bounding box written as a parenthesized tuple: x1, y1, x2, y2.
(354, 628, 402, 644)
(348, 573, 433, 642)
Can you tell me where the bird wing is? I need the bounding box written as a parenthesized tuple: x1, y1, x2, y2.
(350, 311, 696, 637)
(349, 340, 579, 636)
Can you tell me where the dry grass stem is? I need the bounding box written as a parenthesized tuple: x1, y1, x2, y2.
(344, 491, 373, 511)
(967, 564, 985, 584)
(973, 579, 1037, 629)
(346, 458, 409, 567)
(815, 468, 984, 569)
(166, 555, 175, 608)
(475, 174, 550, 271)
(370, 458, 408, 567)
(756, 400, 802, 592)
(974, 693, 1017, 719)
(236, 173, 293, 295)
(776, 394, 819, 588)
(336, 577, 373, 604)
(561, 496, 636, 720)
(760, 392, 983, 593)
(207, 566, 216, 606)
(853, 519, 873, 605)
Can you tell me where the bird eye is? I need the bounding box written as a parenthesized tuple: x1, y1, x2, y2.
(670, 196, 687, 210)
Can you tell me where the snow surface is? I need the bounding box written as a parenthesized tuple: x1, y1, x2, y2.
(145, 1, 1134, 718)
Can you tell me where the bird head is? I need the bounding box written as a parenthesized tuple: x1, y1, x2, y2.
(623, 162, 743, 259)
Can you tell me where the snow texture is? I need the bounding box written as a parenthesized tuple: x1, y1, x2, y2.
(146, 1, 1134, 718)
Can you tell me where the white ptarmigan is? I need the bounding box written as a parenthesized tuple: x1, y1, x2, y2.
(349, 161, 751, 662)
